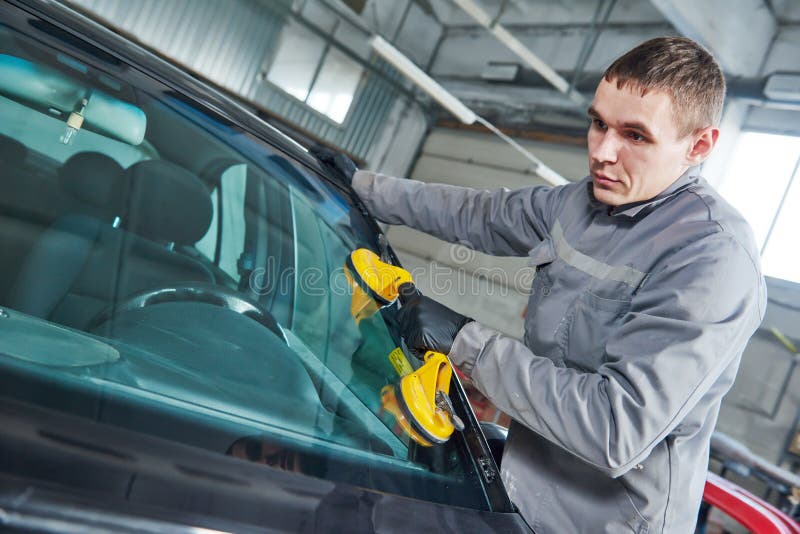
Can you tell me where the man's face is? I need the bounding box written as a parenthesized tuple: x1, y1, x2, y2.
(587, 78, 702, 206)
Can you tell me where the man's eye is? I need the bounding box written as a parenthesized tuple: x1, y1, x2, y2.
(592, 118, 607, 130)
(628, 132, 646, 142)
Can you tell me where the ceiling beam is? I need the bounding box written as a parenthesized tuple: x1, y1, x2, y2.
(440, 73, 770, 110)
(434, 72, 783, 135)
(440, 79, 591, 112)
(649, 0, 777, 76)
(443, 20, 673, 35)
(450, 0, 585, 104)
(435, 119, 588, 147)
(435, 79, 592, 137)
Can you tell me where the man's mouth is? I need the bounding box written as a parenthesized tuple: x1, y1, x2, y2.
(592, 172, 620, 186)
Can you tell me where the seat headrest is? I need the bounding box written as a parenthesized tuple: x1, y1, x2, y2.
(0, 134, 27, 165)
(125, 160, 212, 246)
(58, 152, 126, 212)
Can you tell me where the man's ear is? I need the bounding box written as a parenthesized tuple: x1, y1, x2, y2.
(685, 126, 719, 166)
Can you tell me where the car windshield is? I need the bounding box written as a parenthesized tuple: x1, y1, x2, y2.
(0, 12, 489, 509)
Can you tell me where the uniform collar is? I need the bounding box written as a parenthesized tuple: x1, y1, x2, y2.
(587, 169, 699, 218)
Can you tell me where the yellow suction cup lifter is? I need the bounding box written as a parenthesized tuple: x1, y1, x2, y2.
(344, 248, 414, 323)
(343, 267, 379, 324)
(345, 248, 413, 306)
(345, 248, 464, 447)
(382, 351, 464, 446)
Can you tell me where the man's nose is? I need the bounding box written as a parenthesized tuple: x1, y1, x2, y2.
(590, 131, 619, 164)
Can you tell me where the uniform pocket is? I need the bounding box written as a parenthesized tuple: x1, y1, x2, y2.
(527, 237, 556, 294)
(618, 482, 651, 534)
(528, 237, 557, 267)
(561, 290, 631, 370)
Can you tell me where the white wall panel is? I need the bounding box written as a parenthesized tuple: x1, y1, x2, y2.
(387, 128, 586, 338)
(421, 129, 588, 180)
(393, 249, 529, 339)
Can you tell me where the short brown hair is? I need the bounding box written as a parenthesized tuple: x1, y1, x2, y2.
(603, 37, 725, 137)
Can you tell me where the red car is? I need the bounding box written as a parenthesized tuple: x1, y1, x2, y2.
(702, 472, 800, 534)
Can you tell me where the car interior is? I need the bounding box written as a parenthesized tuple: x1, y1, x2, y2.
(0, 17, 491, 510)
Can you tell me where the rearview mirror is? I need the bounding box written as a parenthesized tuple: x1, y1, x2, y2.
(0, 54, 146, 145)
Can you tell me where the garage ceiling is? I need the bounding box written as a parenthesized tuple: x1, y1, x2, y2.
(71, 0, 800, 147)
(329, 0, 800, 137)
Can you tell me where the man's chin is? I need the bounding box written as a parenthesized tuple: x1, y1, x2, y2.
(592, 183, 624, 207)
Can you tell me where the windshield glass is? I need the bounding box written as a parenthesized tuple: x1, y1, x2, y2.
(0, 14, 489, 509)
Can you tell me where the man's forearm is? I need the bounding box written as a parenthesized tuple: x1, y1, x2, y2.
(450, 321, 652, 477)
(449, 315, 751, 478)
(352, 170, 555, 257)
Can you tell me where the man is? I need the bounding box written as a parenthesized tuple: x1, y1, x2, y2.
(318, 37, 765, 532)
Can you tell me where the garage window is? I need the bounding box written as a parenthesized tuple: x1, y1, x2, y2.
(718, 132, 800, 283)
(266, 21, 363, 124)
(266, 22, 327, 102)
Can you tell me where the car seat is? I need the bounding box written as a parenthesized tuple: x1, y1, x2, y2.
(9, 158, 215, 330)
(0, 133, 26, 169)
(57, 151, 126, 223)
(0, 134, 31, 301)
(0, 133, 33, 216)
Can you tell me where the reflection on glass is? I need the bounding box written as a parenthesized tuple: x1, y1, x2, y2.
(0, 20, 490, 511)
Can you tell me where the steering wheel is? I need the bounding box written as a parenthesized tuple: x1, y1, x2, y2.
(87, 282, 284, 340)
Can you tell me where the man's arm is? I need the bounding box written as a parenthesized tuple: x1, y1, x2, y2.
(450, 233, 765, 477)
(352, 170, 562, 257)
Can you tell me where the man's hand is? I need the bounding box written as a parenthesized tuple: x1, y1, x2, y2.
(309, 145, 357, 186)
(398, 292, 473, 357)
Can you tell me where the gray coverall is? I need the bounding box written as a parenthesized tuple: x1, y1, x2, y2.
(353, 170, 766, 533)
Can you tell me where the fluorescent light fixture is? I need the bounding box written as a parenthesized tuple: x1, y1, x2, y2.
(764, 73, 800, 102)
(369, 35, 568, 186)
(476, 117, 568, 186)
(369, 35, 477, 124)
(450, 0, 584, 105)
(481, 62, 520, 82)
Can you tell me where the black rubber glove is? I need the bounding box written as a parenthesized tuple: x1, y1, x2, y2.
(397, 284, 473, 357)
(309, 145, 357, 186)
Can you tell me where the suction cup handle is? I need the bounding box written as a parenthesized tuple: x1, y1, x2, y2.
(397, 282, 422, 306)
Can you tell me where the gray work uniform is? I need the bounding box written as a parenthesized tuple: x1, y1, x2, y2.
(352, 170, 766, 533)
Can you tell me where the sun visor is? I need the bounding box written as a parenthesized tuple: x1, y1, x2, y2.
(0, 54, 146, 145)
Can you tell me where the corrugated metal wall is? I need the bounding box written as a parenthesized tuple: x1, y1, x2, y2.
(72, 0, 287, 97)
(68, 0, 407, 160)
